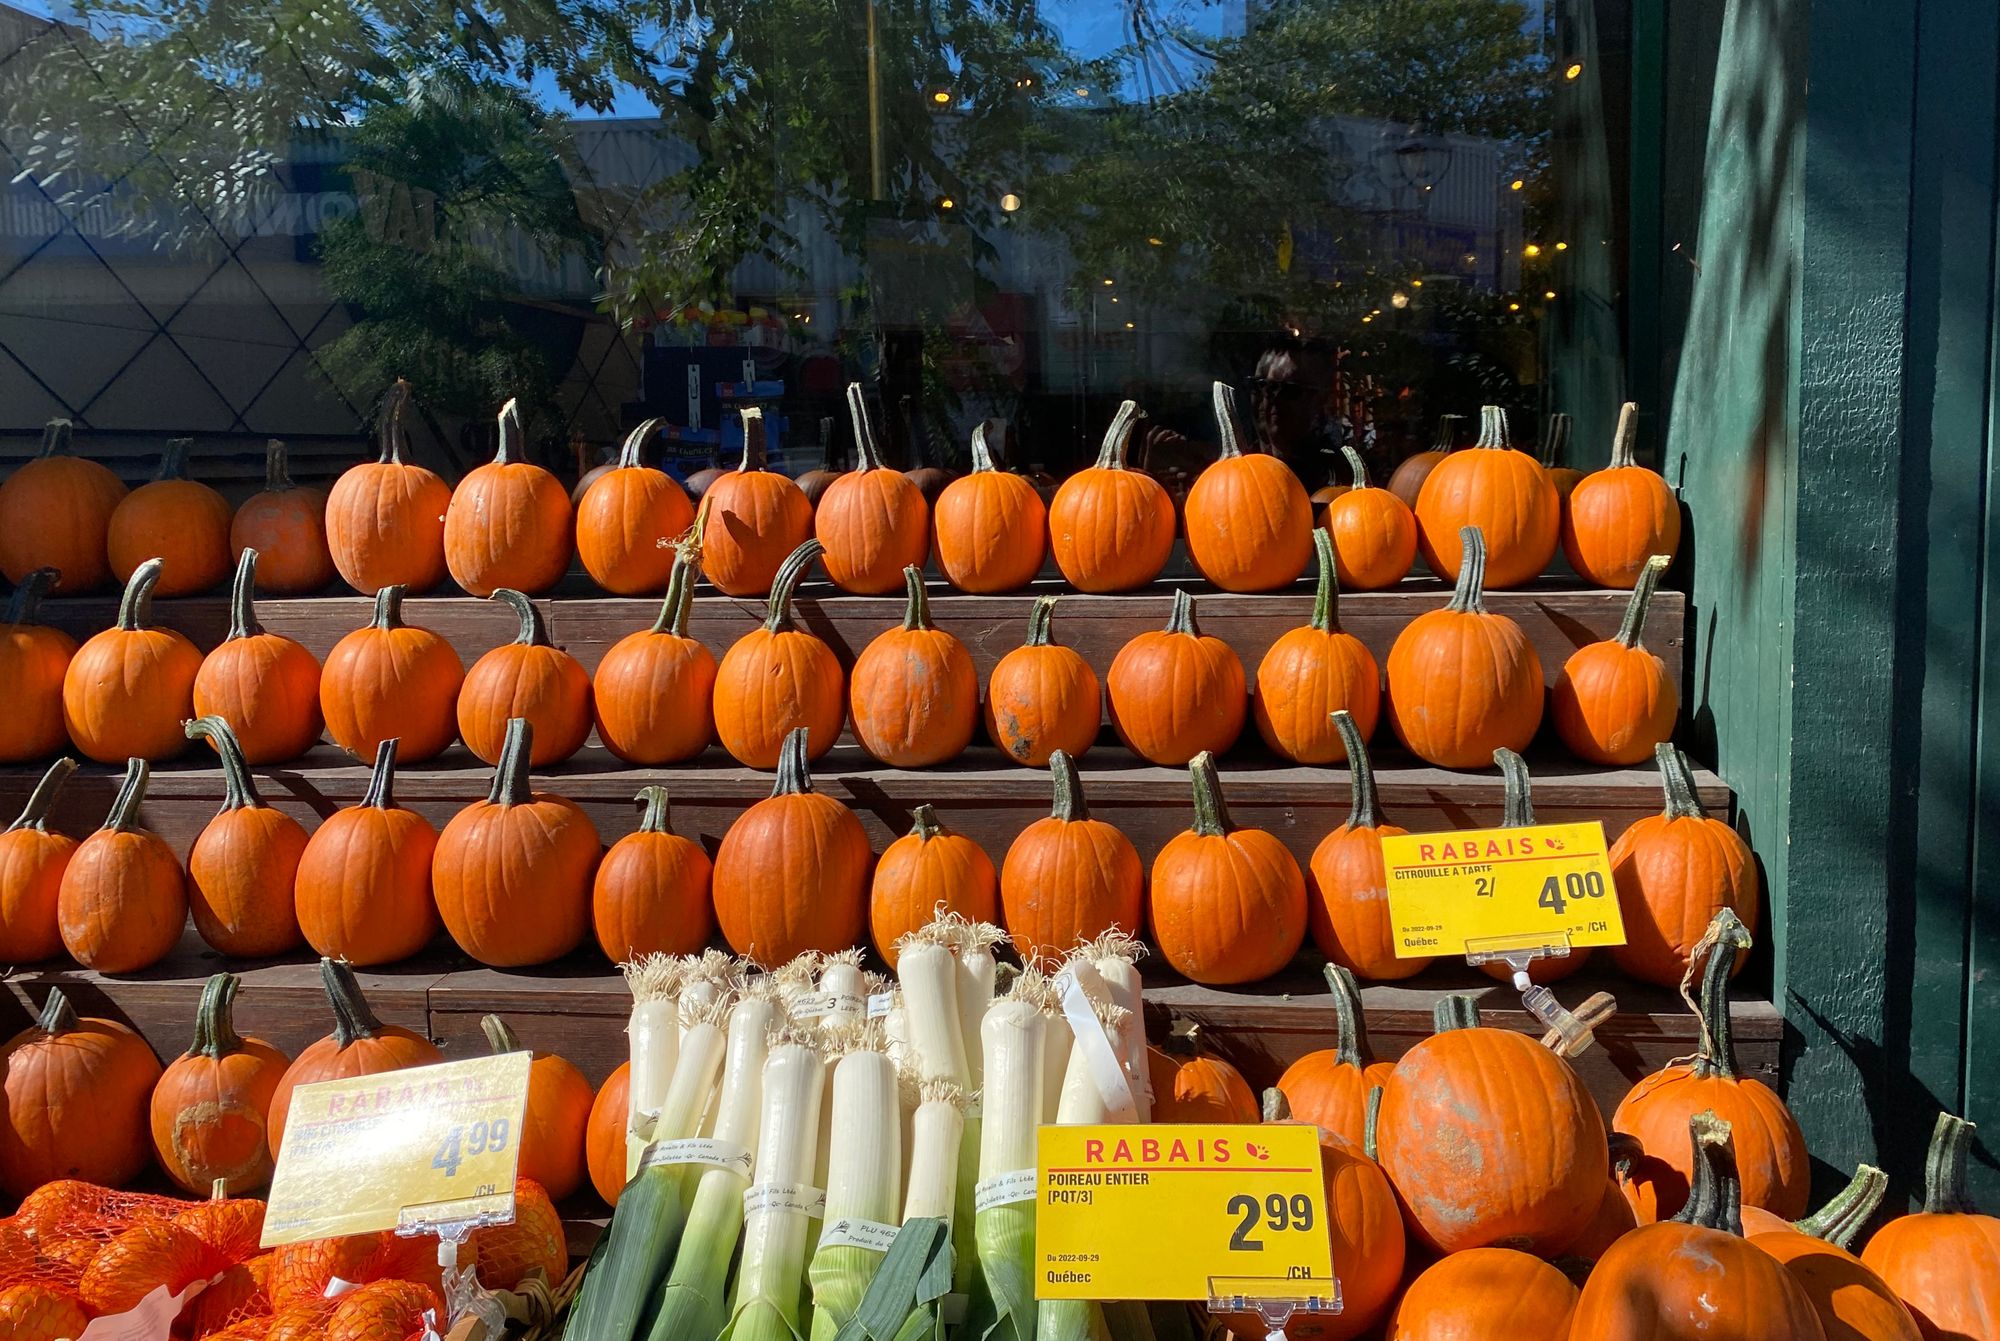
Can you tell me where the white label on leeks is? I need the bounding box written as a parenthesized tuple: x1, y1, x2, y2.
(743, 1181, 827, 1217)
(640, 1136, 754, 1176)
(1053, 967, 1138, 1121)
(866, 992, 894, 1019)
(789, 991, 835, 1020)
(817, 1216, 901, 1252)
(975, 1168, 1038, 1212)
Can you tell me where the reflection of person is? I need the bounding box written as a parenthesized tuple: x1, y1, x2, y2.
(1250, 336, 1342, 490)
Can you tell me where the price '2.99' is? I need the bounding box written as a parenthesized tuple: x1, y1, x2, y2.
(1226, 1193, 1316, 1250)
(431, 1119, 509, 1178)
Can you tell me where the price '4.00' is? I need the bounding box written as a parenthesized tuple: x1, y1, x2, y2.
(432, 1119, 510, 1177)
(1536, 869, 1609, 916)
(1226, 1192, 1316, 1250)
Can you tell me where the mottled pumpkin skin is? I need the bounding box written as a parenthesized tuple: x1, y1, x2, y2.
(1276, 1052, 1398, 1151)
(0, 456, 126, 594)
(1570, 1218, 1828, 1340)
(576, 466, 694, 594)
(1146, 1049, 1258, 1123)
(999, 813, 1143, 971)
(1184, 453, 1315, 593)
(232, 485, 335, 594)
(712, 791, 870, 968)
(433, 792, 599, 967)
(1610, 813, 1760, 987)
(1048, 468, 1176, 592)
(702, 471, 814, 597)
(456, 640, 593, 766)
(935, 470, 1046, 593)
(984, 606, 1100, 767)
(1385, 1248, 1579, 1341)
(188, 805, 309, 958)
(0, 616, 74, 764)
(1107, 626, 1247, 765)
(63, 624, 202, 764)
(57, 826, 189, 973)
(870, 822, 998, 966)
(1323, 488, 1418, 590)
(1149, 825, 1306, 985)
(1553, 639, 1678, 765)
(586, 1063, 631, 1206)
(444, 461, 574, 596)
(1253, 626, 1380, 764)
(1563, 465, 1681, 588)
(108, 480, 234, 596)
(1752, 1226, 1922, 1341)
(1415, 449, 1558, 588)
(1614, 1067, 1809, 1221)
(593, 626, 717, 764)
(0, 1008, 162, 1198)
(151, 1034, 289, 1196)
(194, 632, 325, 764)
(850, 623, 979, 767)
(1384, 605, 1543, 770)
(326, 459, 451, 594)
(1862, 1209, 2000, 1341)
(714, 627, 846, 769)
(592, 826, 714, 962)
(295, 794, 440, 967)
(815, 468, 930, 594)
(1308, 820, 1425, 981)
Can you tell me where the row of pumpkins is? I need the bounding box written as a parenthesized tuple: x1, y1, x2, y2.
(0, 380, 1676, 605)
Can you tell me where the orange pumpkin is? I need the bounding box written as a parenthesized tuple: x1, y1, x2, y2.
(586, 1063, 631, 1206)
(1146, 1039, 1258, 1123)
(481, 1016, 592, 1201)
(182, 715, 308, 957)
(0, 417, 125, 593)
(267, 959, 443, 1158)
(325, 1278, 441, 1341)
(593, 785, 714, 962)
(1276, 964, 1398, 1148)
(1563, 401, 1683, 587)
(1564, 1132, 1643, 1261)
(0, 987, 162, 1198)
(61, 557, 203, 763)
(1184, 381, 1314, 592)
(1306, 711, 1423, 981)
(576, 416, 694, 594)
(1610, 743, 1761, 986)
(1540, 411, 1587, 502)
(1746, 1164, 1921, 1341)
(713, 538, 845, 768)
(231, 439, 334, 595)
(1414, 405, 1558, 588)
(193, 548, 325, 763)
(456, 589, 592, 766)
(295, 738, 440, 966)
(1384, 526, 1544, 768)
(1048, 400, 1177, 592)
(999, 749, 1144, 970)
(934, 418, 1046, 592)
(268, 1230, 460, 1310)
(0, 568, 76, 763)
(850, 566, 979, 767)
(78, 1216, 223, 1315)
(469, 1177, 569, 1290)
(870, 805, 998, 965)
(701, 406, 814, 597)
(1474, 750, 1588, 984)
(593, 549, 718, 764)
(712, 727, 870, 967)
(433, 717, 599, 967)
(1106, 588, 1247, 765)
(1385, 1247, 1579, 1340)
(0, 756, 79, 963)
(1552, 552, 1678, 764)
(1385, 413, 1466, 511)
(319, 585, 465, 763)
(1253, 528, 1381, 763)
(0, 1283, 90, 1340)
(984, 595, 1101, 766)
(1321, 444, 1418, 590)
(150, 972, 290, 1195)
(815, 384, 930, 594)
(444, 398, 574, 596)
(57, 757, 188, 973)
(1861, 1113, 1999, 1341)
(107, 438, 234, 597)
(325, 379, 452, 595)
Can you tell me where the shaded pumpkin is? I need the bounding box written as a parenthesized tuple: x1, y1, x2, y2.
(0, 987, 162, 1198)
(0, 568, 75, 763)
(1475, 750, 1589, 984)
(701, 406, 814, 597)
(900, 396, 958, 504)
(586, 1063, 631, 1206)
(324, 379, 452, 595)
(1146, 1037, 1258, 1123)
(1747, 1163, 1921, 1341)
(1610, 742, 1761, 986)
(0, 756, 79, 964)
(266, 959, 443, 1158)
(1322, 443, 1418, 590)
(850, 566, 979, 767)
(1385, 1247, 1579, 1341)
(1106, 588, 1247, 765)
(456, 589, 592, 766)
(318, 585, 464, 763)
(592, 548, 717, 764)
(61, 557, 202, 763)
(1307, 711, 1424, 981)
(713, 538, 845, 768)
(984, 594, 1101, 766)
(1540, 410, 1587, 502)
(1184, 381, 1314, 592)
(295, 738, 440, 966)
(481, 1016, 592, 1201)
(57, 757, 188, 973)
(999, 749, 1144, 970)
(1563, 401, 1683, 587)
(443, 398, 574, 596)
(107, 437, 234, 597)
(469, 1177, 568, 1290)
(1276, 963, 1398, 1148)
(1385, 413, 1466, 511)
(870, 804, 998, 966)
(593, 785, 714, 962)
(815, 383, 930, 594)
(231, 438, 334, 594)
(934, 418, 1046, 592)
(192, 548, 324, 763)
(1551, 552, 1678, 765)
(1414, 405, 1559, 588)
(795, 419, 847, 506)
(1048, 400, 1177, 592)
(182, 715, 308, 957)
(1253, 527, 1381, 763)
(1860, 1112, 2000, 1341)
(575, 416, 694, 594)
(151, 973, 290, 1195)
(0, 417, 125, 593)
(1562, 1131, 1644, 1261)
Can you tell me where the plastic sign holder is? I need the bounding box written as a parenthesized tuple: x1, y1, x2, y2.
(1205, 1275, 1342, 1341)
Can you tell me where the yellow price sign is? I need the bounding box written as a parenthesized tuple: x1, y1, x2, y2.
(1380, 820, 1625, 960)
(261, 1053, 531, 1248)
(1034, 1125, 1333, 1301)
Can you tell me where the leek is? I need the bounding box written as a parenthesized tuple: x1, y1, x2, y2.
(625, 954, 686, 1178)
(902, 1080, 965, 1225)
(894, 929, 970, 1087)
(1089, 934, 1151, 1122)
(1039, 996, 1134, 1341)
(975, 992, 1046, 1341)
(722, 1032, 828, 1341)
(814, 950, 870, 1233)
(807, 1033, 903, 1340)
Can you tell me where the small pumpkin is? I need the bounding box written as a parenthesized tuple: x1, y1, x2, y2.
(1184, 381, 1314, 592)
(593, 785, 714, 962)
(1276, 964, 1398, 1148)
(62, 557, 203, 763)
(934, 418, 1047, 592)
(193, 547, 325, 763)
(593, 548, 717, 764)
(900, 397, 958, 504)
(1253, 528, 1381, 763)
(1384, 526, 1544, 768)
(182, 715, 308, 957)
(1860, 1113, 1999, 1341)
(1149, 751, 1306, 985)
(1415, 404, 1559, 588)
(1552, 552, 1678, 764)
(1047, 400, 1177, 592)
(999, 749, 1144, 970)
(433, 717, 599, 967)
(107, 437, 234, 597)
(1563, 401, 1683, 587)
(575, 417, 694, 594)
(815, 384, 930, 594)
(324, 379, 452, 595)
(1385, 1247, 1580, 1340)
(326, 1278, 441, 1341)
(0, 987, 163, 1198)
(0, 1283, 90, 1341)
(456, 589, 593, 766)
(318, 585, 465, 763)
(1106, 588, 1247, 765)
(0, 756, 79, 963)
(0, 418, 125, 593)
(150, 973, 290, 1195)
(701, 405, 815, 597)
(1321, 444, 1418, 590)
(1610, 743, 1762, 986)
(267, 959, 443, 1158)
(469, 1176, 568, 1290)
(444, 398, 574, 596)
(231, 439, 334, 594)
(78, 1216, 223, 1315)
(586, 1062, 631, 1206)
(1564, 1132, 1644, 1260)
(712, 726, 870, 967)
(295, 738, 440, 966)
(684, 460, 726, 502)
(870, 804, 998, 965)
(850, 566, 979, 767)
(1307, 711, 1424, 981)
(1385, 413, 1466, 511)
(984, 595, 1101, 766)
(1746, 1164, 1921, 1341)
(713, 538, 845, 768)
(481, 1016, 593, 1201)
(1540, 411, 1587, 502)
(1146, 1031, 1258, 1123)
(1475, 750, 1589, 984)
(268, 1230, 460, 1311)
(795, 419, 847, 506)
(0, 568, 76, 763)
(57, 757, 188, 973)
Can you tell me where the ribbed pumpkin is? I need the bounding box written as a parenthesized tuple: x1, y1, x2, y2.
(1861, 1113, 2000, 1341)
(1384, 526, 1544, 768)
(1385, 413, 1466, 511)
(1306, 711, 1422, 981)
(1106, 588, 1247, 765)
(1610, 743, 1761, 986)
(1745, 1165, 1921, 1341)
(318, 585, 464, 763)
(576, 417, 693, 594)
(456, 589, 592, 766)
(231, 439, 334, 594)
(443, 399, 574, 596)
(1563, 402, 1683, 587)
(469, 1177, 569, 1290)
(107, 438, 234, 597)
(0, 417, 125, 593)
(0, 1283, 90, 1340)
(934, 419, 1046, 592)
(1276, 964, 1398, 1148)
(1146, 1037, 1258, 1123)
(324, 379, 452, 594)
(870, 804, 998, 965)
(267, 959, 443, 1158)
(984, 595, 1101, 766)
(999, 750, 1144, 969)
(593, 549, 717, 764)
(1048, 400, 1177, 592)
(815, 384, 930, 594)
(57, 758, 188, 973)
(1385, 1247, 1580, 1340)
(1149, 751, 1306, 985)
(0, 569, 75, 763)
(182, 715, 307, 957)
(193, 548, 325, 763)
(1184, 381, 1314, 592)
(1552, 553, 1678, 764)
(150, 973, 290, 1195)
(1414, 404, 1558, 587)
(78, 1216, 224, 1316)
(325, 1278, 441, 1341)
(62, 557, 202, 763)
(714, 538, 845, 768)
(0, 987, 162, 1197)
(702, 406, 815, 597)
(1474, 750, 1589, 984)
(592, 785, 714, 962)
(850, 566, 978, 767)
(586, 1063, 630, 1206)
(295, 739, 440, 966)
(481, 1015, 592, 1201)
(1322, 444, 1418, 590)
(1377, 995, 1607, 1254)
(433, 718, 598, 967)
(0, 757, 78, 963)
(1254, 528, 1381, 763)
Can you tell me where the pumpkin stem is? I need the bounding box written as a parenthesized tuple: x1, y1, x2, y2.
(1922, 1112, 1978, 1215)
(1495, 749, 1535, 826)
(1539, 413, 1571, 470)
(1164, 587, 1202, 637)
(1432, 994, 1481, 1033)
(771, 726, 815, 797)
(188, 973, 247, 1060)
(1322, 964, 1375, 1069)
(116, 558, 166, 631)
(1444, 527, 1489, 614)
(1686, 907, 1751, 1081)
(1654, 742, 1708, 821)
(369, 584, 408, 631)
(1047, 748, 1090, 822)
(378, 379, 413, 465)
(763, 538, 825, 633)
(491, 588, 554, 648)
(1363, 1085, 1383, 1161)
(1332, 711, 1383, 829)
(650, 549, 699, 637)
(481, 1013, 525, 1055)
(360, 738, 400, 809)
(1260, 1087, 1291, 1123)
(493, 398, 525, 465)
(846, 383, 887, 471)
(101, 757, 151, 832)
(899, 566, 933, 631)
(263, 439, 298, 491)
(1608, 401, 1640, 469)
(817, 416, 843, 471)
(1607, 1131, 1644, 1180)
(909, 803, 943, 841)
(1307, 528, 1343, 633)
(616, 417, 665, 470)
(1672, 1111, 1744, 1236)
(225, 547, 265, 640)
(1023, 594, 1060, 648)
(487, 719, 536, 806)
(1186, 751, 1233, 838)
(38, 417, 75, 458)
(1340, 444, 1372, 490)
(1795, 1163, 1890, 1250)
(7, 756, 77, 833)
(1094, 401, 1144, 470)
(635, 784, 672, 833)
(1211, 381, 1248, 459)
(156, 437, 194, 480)
(1614, 555, 1670, 649)
(1433, 413, 1466, 452)
(1473, 405, 1511, 450)
(185, 716, 265, 811)
(5, 567, 60, 625)
(37, 987, 79, 1036)
(969, 420, 1005, 473)
(322, 958, 387, 1047)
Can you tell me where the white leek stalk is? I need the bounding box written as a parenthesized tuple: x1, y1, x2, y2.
(895, 930, 970, 1088)
(976, 994, 1046, 1341)
(1016, 971, 1070, 1127)
(903, 1080, 966, 1224)
(813, 951, 869, 1206)
(679, 949, 734, 1046)
(951, 922, 1006, 1094)
(722, 1033, 827, 1341)
(883, 989, 912, 1071)
(625, 954, 685, 1178)
(1039, 1001, 1133, 1341)
(806, 1035, 902, 1340)
(1089, 934, 1151, 1122)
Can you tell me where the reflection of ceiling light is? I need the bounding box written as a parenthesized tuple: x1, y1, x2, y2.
(1510, 178, 1524, 191)
(1411, 279, 1423, 287)
(1000, 193, 1021, 212)
(1544, 290, 1556, 299)
(939, 197, 955, 210)
(1124, 322, 1135, 329)
(1463, 253, 1478, 265)
(1147, 236, 1164, 246)
(1565, 62, 1583, 79)
(1390, 292, 1409, 309)
(1361, 315, 1373, 323)
(1508, 302, 1521, 311)
(931, 90, 951, 105)
(1555, 241, 1569, 251)
(1523, 244, 1541, 257)
(1109, 297, 1118, 304)
(1370, 309, 1382, 316)
(1075, 87, 1089, 98)
(1103, 278, 1115, 286)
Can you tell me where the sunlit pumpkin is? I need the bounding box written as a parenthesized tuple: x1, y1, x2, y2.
(0, 987, 162, 1198)
(713, 538, 844, 768)
(182, 715, 308, 958)
(319, 585, 464, 763)
(934, 418, 1046, 592)
(1552, 551, 1678, 765)
(1414, 404, 1558, 587)
(1305, 711, 1423, 981)
(1276, 963, 1399, 1148)
(1475, 749, 1589, 984)
(231, 438, 335, 594)
(593, 548, 717, 764)
(1048, 399, 1177, 592)
(107, 437, 234, 597)
(57, 757, 188, 973)
(0, 568, 75, 764)
(815, 383, 930, 593)
(295, 738, 440, 966)
(1611, 743, 1761, 987)
(1146, 1036, 1258, 1123)
(324, 379, 452, 594)
(1149, 751, 1306, 985)
(150, 972, 290, 1195)
(193, 548, 324, 763)
(481, 1016, 592, 1201)
(593, 785, 714, 962)
(0, 756, 79, 964)
(1747, 1163, 1921, 1341)
(999, 749, 1143, 970)
(1184, 381, 1314, 592)
(985, 594, 1101, 767)
(701, 406, 814, 597)
(1860, 1112, 2000, 1340)
(575, 416, 693, 594)
(443, 398, 574, 596)
(62, 557, 202, 763)
(870, 805, 998, 966)
(1563, 401, 1683, 587)
(1254, 528, 1381, 763)
(1385, 1247, 1579, 1340)
(1107, 588, 1247, 765)
(0, 417, 125, 593)
(1322, 444, 1418, 590)
(850, 566, 979, 767)
(456, 589, 593, 766)
(586, 1063, 631, 1206)
(266, 959, 442, 1158)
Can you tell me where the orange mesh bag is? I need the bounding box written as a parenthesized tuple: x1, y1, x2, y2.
(1, 1179, 190, 1296)
(326, 1278, 442, 1341)
(173, 1196, 267, 1263)
(78, 1217, 228, 1314)
(183, 1254, 275, 1338)
(265, 1296, 338, 1339)
(0, 1282, 90, 1341)
(269, 1228, 470, 1307)
(469, 1178, 567, 1292)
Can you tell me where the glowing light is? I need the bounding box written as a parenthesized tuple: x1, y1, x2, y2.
(1361, 315, 1374, 324)
(1565, 62, 1583, 80)
(1124, 321, 1135, 329)
(931, 90, 951, 105)
(1110, 296, 1119, 303)
(1463, 252, 1478, 265)
(1074, 87, 1089, 98)
(939, 197, 955, 210)
(1554, 241, 1569, 251)
(1510, 178, 1525, 191)
(1508, 302, 1521, 311)
(1000, 193, 1022, 212)
(1103, 277, 1115, 286)
(1147, 236, 1164, 246)
(1544, 290, 1556, 299)
(1390, 292, 1410, 309)
(1523, 243, 1541, 257)
(1370, 309, 1382, 317)
(1411, 279, 1423, 288)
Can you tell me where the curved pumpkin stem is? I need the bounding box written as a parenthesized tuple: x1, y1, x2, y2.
(817, 416, 843, 472)
(1615, 555, 1671, 649)
(1654, 742, 1709, 820)
(1433, 413, 1466, 452)
(185, 716, 265, 811)
(1308, 529, 1343, 634)
(494, 398, 525, 465)
(321, 958, 388, 1048)
(1672, 1111, 1744, 1236)
(1186, 751, 1234, 838)
(377, 379, 414, 465)
(226, 548, 265, 641)
(1047, 749, 1089, 822)
(737, 404, 773, 473)
(481, 1013, 526, 1055)
(1687, 907, 1751, 1081)
(649, 549, 699, 637)
(491, 588, 555, 648)
(1023, 594, 1060, 648)
(1922, 1112, 1978, 1215)
(763, 538, 825, 633)
(1363, 1085, 1383, 1161)
(1211, 381, 1248, 460)
(969, 420, 1006, 474)
(369, 584, 409, 632)
(845, 383, 887, 472)
(1540, 412, 1572, 470)
(616, 417, 666, 470)
(1794, 1163, 1890, 1251)
(899, 566, 934, 631)
(1433, 994, 1481, 1033)
(263, 439, 299, 492)
(39, 417, 75, 458)
(1331, 711, 1384, 830)
(117, 558, 167, 632)
(771, 726, 815, 798)
(360, 738, 400, 809)
(1163, 587, 1202, 638)
(1472, 405, 1511, 451)
(1340, 444, 1373, 491)
(1495, 749, 1535, 825)
(156, 437, 194, 481)
(7, 756, 77, 833)
(1094, 401, 1144, 470)
(1608, 401, 1640, 469)
(5, 567, 60, 626)
(1608, 1131, 1644, 1180)
(487, 718, 536, 806)
(1444, 527, 1489, 615)
(37, 987, 79, 1037)
(635, 784, 673, 834)
(188, 973, 247, 1060)
(908, 803, 943, 841)
(1321, 964, 1376, 1069)
(101, 757, 151, 832)
(1260, 1087, 1291, 1123)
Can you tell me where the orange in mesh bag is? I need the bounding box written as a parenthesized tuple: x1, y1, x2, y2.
(269, 1227, 474, 1307)
(326, 1278, 442, 1341)
(469, 1178, 567, 1292)
(1, 1179, 189, 1295)
(0, 1282, 90, 1341)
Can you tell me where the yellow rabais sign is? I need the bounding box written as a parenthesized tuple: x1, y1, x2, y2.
(261, 1053, 531, 1248)
(1380, 820, 1625, 960)
(1035, 1125, 1333, 1301)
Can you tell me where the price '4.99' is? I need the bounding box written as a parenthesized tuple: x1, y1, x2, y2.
(432, 1119, 510, 1177)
